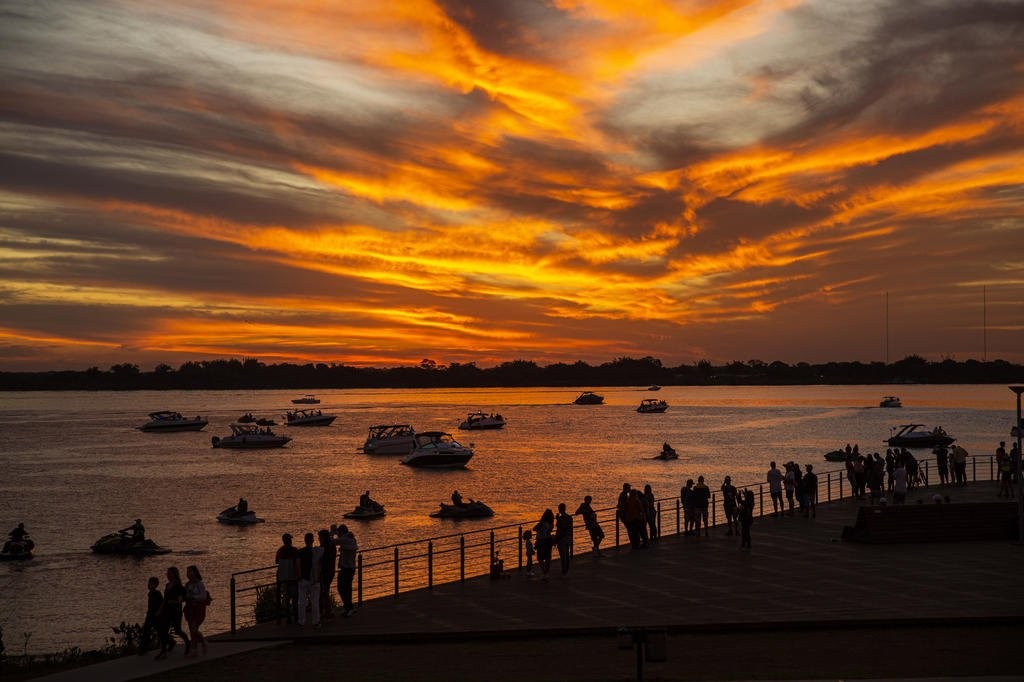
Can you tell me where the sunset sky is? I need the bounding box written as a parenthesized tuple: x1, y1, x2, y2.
(1, 0, 1022, 371)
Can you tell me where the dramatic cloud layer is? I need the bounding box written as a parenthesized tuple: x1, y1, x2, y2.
(1, 0, 1022, 370)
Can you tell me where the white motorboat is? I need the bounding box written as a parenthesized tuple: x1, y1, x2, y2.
(458, 412, 506, 430)
(886, 424, 955, 448)
(212, 423, 291, 449)
(284, 408, 336, 426)
(363, 424, 416, 454)
(879, 396, 902, 408)
(573, 391, 604, 405)
(637, 398, 668, 413)
(138, 411, 208, 432)
(291, 394, 320, 404)
(401, 431, 474, 468)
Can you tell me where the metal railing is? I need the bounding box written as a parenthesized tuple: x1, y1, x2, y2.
(229, 454, 1000, 634)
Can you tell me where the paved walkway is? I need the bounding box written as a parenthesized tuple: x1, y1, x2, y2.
(36, 481, 1024, 680)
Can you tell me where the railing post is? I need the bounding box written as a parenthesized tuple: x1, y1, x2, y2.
(657, 501, 662, 537)
(827, 472, 832, 502)
(615, 515, 620, 548)
(675, 498, 680, 535)
(357, 553, 363, 607)
(711, 493, 716, 528)
(972, 457, 977, 481)
(518, 525, 523, 569)
(393, 546, 400, 597)
(758, 484, 764, 517)
(839, 471, 844, 499)
(489, 530, 495, 569)
(990, 456, 994, 481)
(230, 575, 236, 635)
(460, 535, 466, 582)
(925, 461, 930, 487)
(428, 540, 434, 588)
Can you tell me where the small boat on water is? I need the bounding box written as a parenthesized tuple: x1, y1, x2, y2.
(430, 500, 494, 519)
(291, 394, 320, 404)
(647, 385, 662, 391)
(343, 504, 386, 520)
(637, 398, 668, 413)
(574, 391, 604, 405)
(879, 396, 902, 408)
(824, 450, 847, 462)
(363, 424, 417, 454)
(458, 412, 506, 430)
(138, 411, 208, 432)
(886, 424, 955, 448)
(284, 408, 336, 426)
(91, 532, 170, 556)
(212, 423, 291, 449)
(401, 432, 474, 468)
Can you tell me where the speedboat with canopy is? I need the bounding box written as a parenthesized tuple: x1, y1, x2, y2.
(362, 424, 417, 454)
(458, 412, 506, 430)
(212, 423, 291, 449)
(138, 411, 208, 432)
(401, 432, 474, 468)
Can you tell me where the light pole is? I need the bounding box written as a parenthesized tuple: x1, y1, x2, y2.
(1010, 385, 1024, 544)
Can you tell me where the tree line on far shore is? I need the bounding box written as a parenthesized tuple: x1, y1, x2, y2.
(0, 355, 1022, 391)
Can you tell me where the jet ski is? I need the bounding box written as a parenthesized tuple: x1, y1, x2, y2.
(91, 532, 171, 555)
(430, 500, 495, 519)
(217, 506, 265, 525)
(0, 536, 35, 561)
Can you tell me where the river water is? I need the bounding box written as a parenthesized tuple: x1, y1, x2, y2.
(0, 384, 1014, 653)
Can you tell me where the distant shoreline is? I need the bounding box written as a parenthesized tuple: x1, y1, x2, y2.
(2, 355, 1022, 391)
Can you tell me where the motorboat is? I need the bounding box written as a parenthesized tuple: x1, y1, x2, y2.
(824, 450, 848, 462)
(879, 396, 902, 408)
(212, 423, 291, 449)
(138, 411, 208, 432)
(652, 444, 678, 460)
(458, 412, 506, 430)
(886, 424, 955, 448)
(573, 391, 604, 405)
(400, 431, 474, 468)
(647, 385, 662, 391)
(363, 424, 417, 455)
(343, 504, 386, 520)
(236, 413, 276, 426)
(1, 536, 35, 561)
(91, 532, 170, 556)
(637, 398, 668, 413)
(291, 394, 320, 404)
(217, 506, 264, 525)
(430, 500, 494, 518)
(284, 408, 336, 426)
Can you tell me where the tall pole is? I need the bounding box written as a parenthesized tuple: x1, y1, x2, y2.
(983, 286, 987, 362)
(1011, 385, 1023, 544)
(885, 292, 889, 365)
